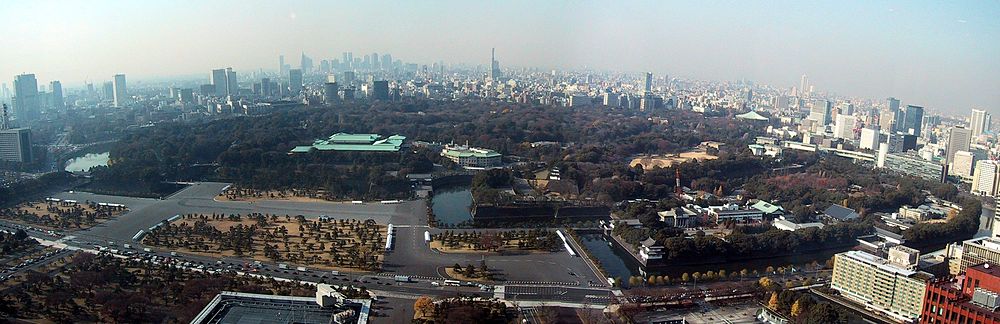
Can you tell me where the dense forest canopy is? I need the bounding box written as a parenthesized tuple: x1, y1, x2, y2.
(94, 100, 761, 198)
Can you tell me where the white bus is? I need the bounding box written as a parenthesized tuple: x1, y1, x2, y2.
(443, 280, 461, 287)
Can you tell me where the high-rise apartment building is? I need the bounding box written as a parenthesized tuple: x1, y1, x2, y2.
(831, 248, 933, 323)
(946, 126, 972, 167)
(970, 108, 991, 137)
(112, 74, 128, 107)
(13, 74, 40, 123)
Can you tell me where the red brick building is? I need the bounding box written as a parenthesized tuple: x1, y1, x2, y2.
(921, 263, 1000, 324)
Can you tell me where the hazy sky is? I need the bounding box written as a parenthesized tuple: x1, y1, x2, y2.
(1, 0, 998, 115)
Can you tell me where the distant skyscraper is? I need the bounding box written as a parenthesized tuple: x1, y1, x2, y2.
(323, 82, 339, 104)
(643, 72, 653, 94)
(971, 108, 991, 137)
(49, 81, 63, 109)
(799, 74, 808, 96)
(279, 55, 288, 76)
(102, 82, 114, 101)
(288, 69, 303, 94)
(834, 115, 857, 140)
(211, 69, 228, 96)
(371, 53, 380, 70)
(371, 81, 389, 100)
(301, 53, 313, 72)
(881, 97, 901, 132)
(112, 74, 128, 107)
(13, 74, 40, 123)
(381, 54, 392, 70)
(901, 105, 924, 137)
(490, 48, 502, 80)
(225, 68, 237, 96)
(808, 99, 832, 125)
(946, 126, 972, 167)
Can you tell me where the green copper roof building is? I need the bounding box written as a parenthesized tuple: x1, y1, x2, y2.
(291, 133, 406, 153)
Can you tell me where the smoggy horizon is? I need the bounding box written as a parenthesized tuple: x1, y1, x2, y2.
(1, 0, 998, 115)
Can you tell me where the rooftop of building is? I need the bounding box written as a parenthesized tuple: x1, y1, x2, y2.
(840, 250, 934, 281)
(190, 291, 370, 324)
(823, 204, 859, 221)
(290, 133, 405, 153)
(751, 200, 785, 214)
(441, 144, 501, 158)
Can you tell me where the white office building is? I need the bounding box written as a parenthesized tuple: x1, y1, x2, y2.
(952, 150, 976, 179)
(112, 74, 128, 107)
(971, 160, 999, 197)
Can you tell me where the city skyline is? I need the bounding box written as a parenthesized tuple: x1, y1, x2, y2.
(1, 1, 999, 115)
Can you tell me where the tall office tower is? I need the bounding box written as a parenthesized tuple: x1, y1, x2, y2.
(112, 74, 128, 107)
(643, 72, 653, 94)
(300, 53, 313, 72)
(1, 83, 9, 101)
(279, 55, 288, 76)
(799, 74, 808, 96)
(381, 54, 392, 70)
(260, 78, 272, 96)
(102, 82, 114, 100)
(371, 53, 380, 70)
(1, 104, 9, 130)
(971, 108, 991, 137)
(881, 97, 901, 131)
(371, 81, 389, 100)
(49, 81, 63, 109)
(178, 88, 194, 103)
(341, 71, 355, 87)
(952, 151, 976, 179)
(323, 82, 339, 104)
(210, 69, 228, 96)
(860, 128, 880, 150)
(834, 114, 857, 140)
(901, 105, 924, 137)
(0, 127, 32, 163)
(971, 160, 999, 197)
(602, 92, 619, 107)
(225, 68, 237, 96)
(808, 99, 832, 125)
(946, 126, 972, 166)
(490, 48, 502, 80)
(13, 74, 40, 123)
(288, 69, 303, 94)
(341, 53, 350, 69)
